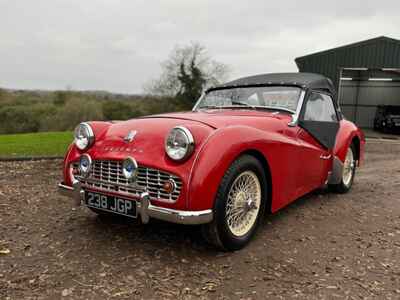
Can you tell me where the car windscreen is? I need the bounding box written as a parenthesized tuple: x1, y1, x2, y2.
(196, 86, 302, 113)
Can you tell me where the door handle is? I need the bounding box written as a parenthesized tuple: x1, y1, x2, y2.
(320, 154, 332, 160)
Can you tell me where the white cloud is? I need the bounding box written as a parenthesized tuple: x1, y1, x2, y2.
(0, 0, 399, 93)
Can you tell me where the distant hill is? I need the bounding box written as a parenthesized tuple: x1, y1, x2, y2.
(0, 87, 186, 134)
(1, 87, 147, 101)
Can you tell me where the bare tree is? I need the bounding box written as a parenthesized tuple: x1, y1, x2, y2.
(145, 42, 230, 108)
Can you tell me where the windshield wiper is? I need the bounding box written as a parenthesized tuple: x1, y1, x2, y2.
(231, 100, 254, 108)
(198, 102, 253, 110)
(255, 106, 295, 114)
(229, 102, 295, 114)
(197, 105, 223, 109)
(197, 104, 295, 114)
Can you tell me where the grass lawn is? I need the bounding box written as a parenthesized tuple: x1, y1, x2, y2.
(0, 132, 73, 158)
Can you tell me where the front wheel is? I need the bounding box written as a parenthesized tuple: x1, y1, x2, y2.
(202, 155, 267, 251)
(330, 144, 356, 193)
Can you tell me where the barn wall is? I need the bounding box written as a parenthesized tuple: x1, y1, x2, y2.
(340, 79, 400, 128)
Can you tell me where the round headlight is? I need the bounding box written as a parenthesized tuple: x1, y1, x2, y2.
(122, 157, 138, 182)
(79, 154, 92, 177)
(165, 126, 194, 161)
(74, 122, 95, 150)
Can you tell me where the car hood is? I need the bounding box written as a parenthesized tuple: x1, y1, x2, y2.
(86, 110, 291, 168)
(98, 110, 292, 146)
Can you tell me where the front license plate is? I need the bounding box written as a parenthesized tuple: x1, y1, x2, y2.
(84, 191, 137, 218)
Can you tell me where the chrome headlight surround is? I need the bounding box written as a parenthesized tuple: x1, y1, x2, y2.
(74, 122, 95, 151)
(165, 126, 195, 161)
(79, 154, 92, 178)
(122, 157, 138, 182)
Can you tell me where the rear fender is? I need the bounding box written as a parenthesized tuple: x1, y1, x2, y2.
(334, 120, 365, 166)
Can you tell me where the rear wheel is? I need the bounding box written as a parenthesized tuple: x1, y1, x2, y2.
(330, 144, 356, 193)
(202, 155, 267, 251)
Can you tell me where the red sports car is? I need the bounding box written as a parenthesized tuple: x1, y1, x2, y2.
(58, 73, 365, 251)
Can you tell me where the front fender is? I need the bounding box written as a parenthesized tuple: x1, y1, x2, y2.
(187, 125, 298, 211)
(62, 121, 113, 186)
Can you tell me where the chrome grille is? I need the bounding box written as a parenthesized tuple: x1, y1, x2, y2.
(73, 160, 182, 202)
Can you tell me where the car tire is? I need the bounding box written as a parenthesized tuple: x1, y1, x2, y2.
(202, 155, 267, 251)
(329, 144, 356, 194)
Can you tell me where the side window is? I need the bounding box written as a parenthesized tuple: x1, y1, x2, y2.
(303, 92, 338, 122)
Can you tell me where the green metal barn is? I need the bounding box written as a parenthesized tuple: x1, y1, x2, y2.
(295, 36, 400, 128)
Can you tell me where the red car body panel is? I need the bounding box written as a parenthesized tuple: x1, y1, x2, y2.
(333, 119, 365, 166)
(62, 109, 365, 214)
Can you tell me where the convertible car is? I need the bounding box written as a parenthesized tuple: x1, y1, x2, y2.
(58, 73, 365, 251)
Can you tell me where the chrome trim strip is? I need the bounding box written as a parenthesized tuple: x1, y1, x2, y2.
(138, 192, 212, 224)
(57, 183, 213, 225)
(75, 177, 146, 191)
(58, 182, 74, 196)
(288, 89, 306, 127)
(58, 181, 84, 206)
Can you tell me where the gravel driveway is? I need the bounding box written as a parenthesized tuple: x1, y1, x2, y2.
(1, 141, 400, 299)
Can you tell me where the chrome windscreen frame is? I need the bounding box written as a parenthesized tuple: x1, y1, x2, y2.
(193, 88, 306, 116)
(288, 89, 306, 127)
(192, 93, 205, 111)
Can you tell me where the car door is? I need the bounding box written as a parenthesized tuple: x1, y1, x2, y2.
(296, 91, 340, 192)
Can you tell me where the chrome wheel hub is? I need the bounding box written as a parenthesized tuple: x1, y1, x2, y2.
(226, 171, 262, 237)
(342, 148, 355, 187)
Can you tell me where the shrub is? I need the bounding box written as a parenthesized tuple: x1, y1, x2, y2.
(0, 89, 186, 134)
(102, 101, 139, 121)
(0, 106, 40, 134)
(45, 97, 104, 131)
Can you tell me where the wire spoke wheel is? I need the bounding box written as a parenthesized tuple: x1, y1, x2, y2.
(342, 148, 355, 187)
(202, 155, 266, 251)
(226, 171, 262, 237)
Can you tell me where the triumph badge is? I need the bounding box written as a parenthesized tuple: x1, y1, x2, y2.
(123, 130, 137, 143)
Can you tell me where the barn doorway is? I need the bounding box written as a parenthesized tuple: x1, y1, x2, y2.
(338, 68, 400, 129)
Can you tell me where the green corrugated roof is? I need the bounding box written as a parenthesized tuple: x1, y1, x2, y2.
(295, 36, 400, 90)
(295, 36, 400, 63)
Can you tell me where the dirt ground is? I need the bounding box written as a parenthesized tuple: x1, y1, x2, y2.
(1, 141, 400, 300)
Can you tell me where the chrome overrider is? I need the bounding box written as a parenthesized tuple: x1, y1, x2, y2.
(57, 181, 213, 225)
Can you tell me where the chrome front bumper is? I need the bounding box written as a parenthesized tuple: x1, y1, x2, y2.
(57, 182, 213, 225)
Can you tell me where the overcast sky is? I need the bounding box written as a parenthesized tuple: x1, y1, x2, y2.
(0, 0, 399, 94)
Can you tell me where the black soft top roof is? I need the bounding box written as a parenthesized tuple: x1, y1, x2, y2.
(210, 72, 336, 96)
